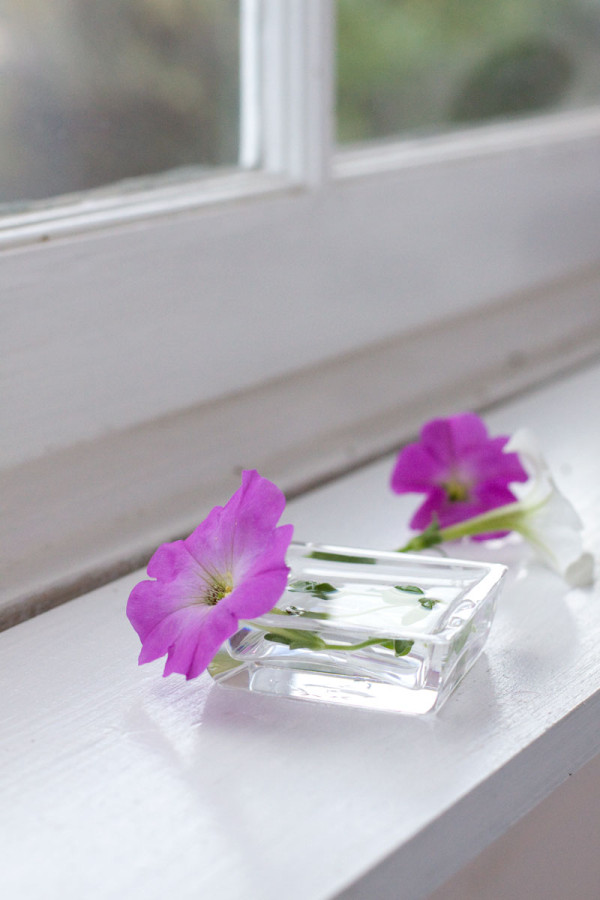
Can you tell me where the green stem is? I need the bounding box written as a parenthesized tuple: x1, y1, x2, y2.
(318, 636, 394, 652)
(397, 503, 527, 553)
(242, 621, 403, 655)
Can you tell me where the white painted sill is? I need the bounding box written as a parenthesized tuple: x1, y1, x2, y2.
(4, 267, 600, 628)
(2, 360, 599, 900)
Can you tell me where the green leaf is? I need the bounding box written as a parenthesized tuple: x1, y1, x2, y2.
(264, 632, 294, 646)
(394, 584, 424, 594)
(290, 633, 327, 651)
(288, 580, 313, 592)
(288, 579, 337, 600)
(314, 582, 336, 594)
(207, 649, 244, 677)
(418, 597, 441, 610)
(370, 638, 414, 656)
(264, 628, 326, 652)
(307, 551, 375, 565)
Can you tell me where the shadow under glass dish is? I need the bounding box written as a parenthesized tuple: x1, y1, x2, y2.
(209, 542, 506, 715)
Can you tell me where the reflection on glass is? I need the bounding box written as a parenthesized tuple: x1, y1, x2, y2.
(0, 0, 239, 207)
(337, 0, 600, 144)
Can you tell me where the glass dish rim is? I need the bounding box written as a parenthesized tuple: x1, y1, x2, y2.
(252, 540, 506, 645)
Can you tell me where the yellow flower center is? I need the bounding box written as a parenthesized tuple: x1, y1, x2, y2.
(443, 479, 470, 502)
(204, 574, 234, 606)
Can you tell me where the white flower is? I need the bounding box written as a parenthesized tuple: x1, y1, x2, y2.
(503, 429, 594, 586)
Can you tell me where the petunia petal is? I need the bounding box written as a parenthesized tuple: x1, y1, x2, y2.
(518, 479, 588, 577)
(391, 443, 448, 493)
(138, 604, 208, 666)
(221, 564, 291, 622)
(409, 488, 447, 530)
(421, 413, 489, 464)
(127, 551, 211, 643)
(168, 603, 238, 680)
(462, 436, 528, 485)
(184, 470, 288, 580)
(240, 522, 293, 580)
(147, 539, 190, 581)
(473, 482, 520, 511)
(127, 470, 294, 679)
(127, 579, 187, 643)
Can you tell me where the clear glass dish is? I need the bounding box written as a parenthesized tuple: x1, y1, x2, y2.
(208, 542, 506, 715)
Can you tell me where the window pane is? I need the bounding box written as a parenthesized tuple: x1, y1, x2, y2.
(0, 0, 239, 206)
(337, 0, 600, 144)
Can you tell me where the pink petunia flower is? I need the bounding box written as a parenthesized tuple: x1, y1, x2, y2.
(127, 470, 294, 679)
(390, 412, 528, 533)
(400, 428, 594, 587)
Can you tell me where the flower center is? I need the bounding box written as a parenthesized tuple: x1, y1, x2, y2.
(443, 478, 470, 503)
(204, 574, 234, 606)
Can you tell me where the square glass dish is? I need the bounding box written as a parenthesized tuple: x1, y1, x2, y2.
(208, 542, 506, 715)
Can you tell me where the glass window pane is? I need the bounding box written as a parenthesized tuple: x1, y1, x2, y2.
(337, 0, 600, 144)
(0, 0, 239, 206)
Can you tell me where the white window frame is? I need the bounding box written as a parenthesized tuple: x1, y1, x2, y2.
(3, 0, 600, 623)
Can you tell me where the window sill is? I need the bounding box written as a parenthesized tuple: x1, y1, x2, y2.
(1, 361, 599, 899)
(4, 271, 600, 629)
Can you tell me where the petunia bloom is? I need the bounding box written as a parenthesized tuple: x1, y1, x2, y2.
(390, 412, 528, 534)
(499, 429, 594, 586)
(127, 470, 294, 679)
(400, 429, 594, 586)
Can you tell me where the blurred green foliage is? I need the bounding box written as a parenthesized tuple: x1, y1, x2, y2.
(1, 0, 599, 204)
(336, 0, 596, 143)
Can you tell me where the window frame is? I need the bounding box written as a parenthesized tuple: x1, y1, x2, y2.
(3, 0, 600, 622)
